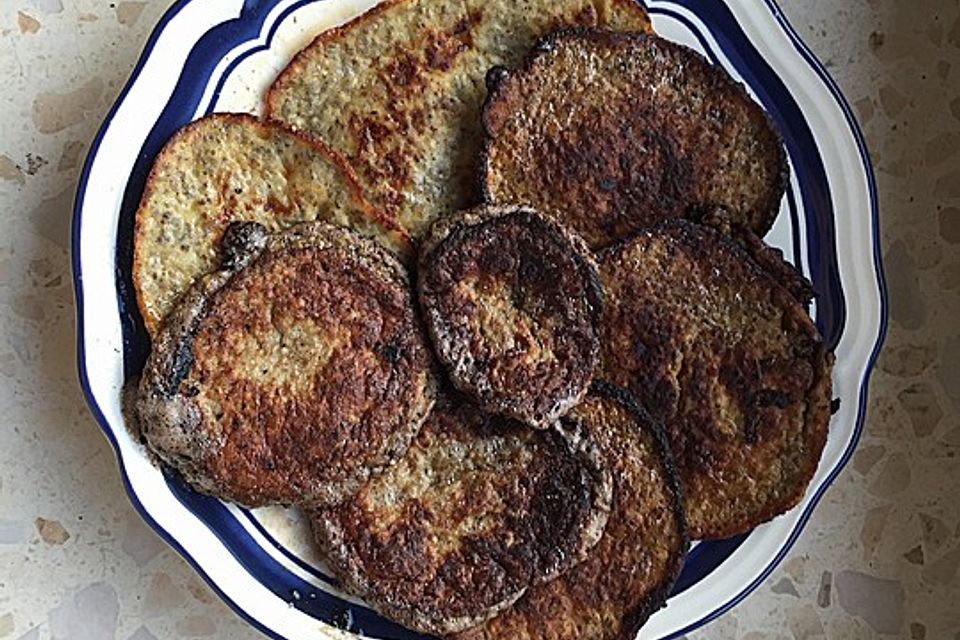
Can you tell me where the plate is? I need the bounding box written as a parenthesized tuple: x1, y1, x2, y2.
(72, 1, 886, 638)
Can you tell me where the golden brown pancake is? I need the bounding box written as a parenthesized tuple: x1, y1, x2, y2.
(137, 221, 437, 507)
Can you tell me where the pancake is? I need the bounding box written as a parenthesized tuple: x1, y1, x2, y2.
(308, 395, 613, 636)
(455, 382, 688, 640)
(598, 220, 833, 539)
(137, 221, 437, 507)
(482, 29, 789, 250)
(265, 0, 653, 240)
(418, 205, 602, 428)
(132, 113, 407, 335)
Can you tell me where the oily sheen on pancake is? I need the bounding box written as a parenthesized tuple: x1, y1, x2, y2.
(137, 222, 437, 508)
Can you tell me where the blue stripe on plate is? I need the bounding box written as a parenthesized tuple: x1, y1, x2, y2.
(203, 0, 322, 114)
(239, 509, 339, 586)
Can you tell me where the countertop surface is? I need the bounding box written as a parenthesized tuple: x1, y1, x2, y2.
(1, 1, 958, 638)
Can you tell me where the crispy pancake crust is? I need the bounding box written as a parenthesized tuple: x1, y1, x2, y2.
(308, 395, 613, 636)
(265, 0, 652, 240)
(137, 222, 437, 507)
(132, 113, 409, 336)
(482, 29, 789, 250)
(418, 205, 602, 428)
(455, 382, 688, 640)
(599, 220, 833, 539)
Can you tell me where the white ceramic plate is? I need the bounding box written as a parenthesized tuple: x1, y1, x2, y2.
(73, 1, 886, 638)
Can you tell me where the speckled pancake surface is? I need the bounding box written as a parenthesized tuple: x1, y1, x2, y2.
(132, 113, 406, 335)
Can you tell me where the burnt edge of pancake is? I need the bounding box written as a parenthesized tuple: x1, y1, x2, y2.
(418, 205, 603, 428)
(307, 394, 614, 636)
(581, 380, 689, 629)
(136, 224, 264, 498)
(598, 219, 833, 539)
(137, 220, 437, 508)
(478, 27, 790, 246)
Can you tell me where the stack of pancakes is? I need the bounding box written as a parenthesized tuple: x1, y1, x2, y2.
(132, 1, 834, 637)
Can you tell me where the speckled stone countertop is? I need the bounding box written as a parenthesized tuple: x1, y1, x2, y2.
(0, 1, 957, 639)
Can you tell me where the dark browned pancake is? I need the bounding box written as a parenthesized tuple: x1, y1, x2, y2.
(137, 221, 437, 507)
(598, 220, 833, 539)
(482, 29, 788, 250)
(308, 395, 613, 636)
(455, 382, 688, 640)
(418, 205, 602, 428)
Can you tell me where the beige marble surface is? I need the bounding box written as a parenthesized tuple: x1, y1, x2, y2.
(0, 0, 957, 638)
